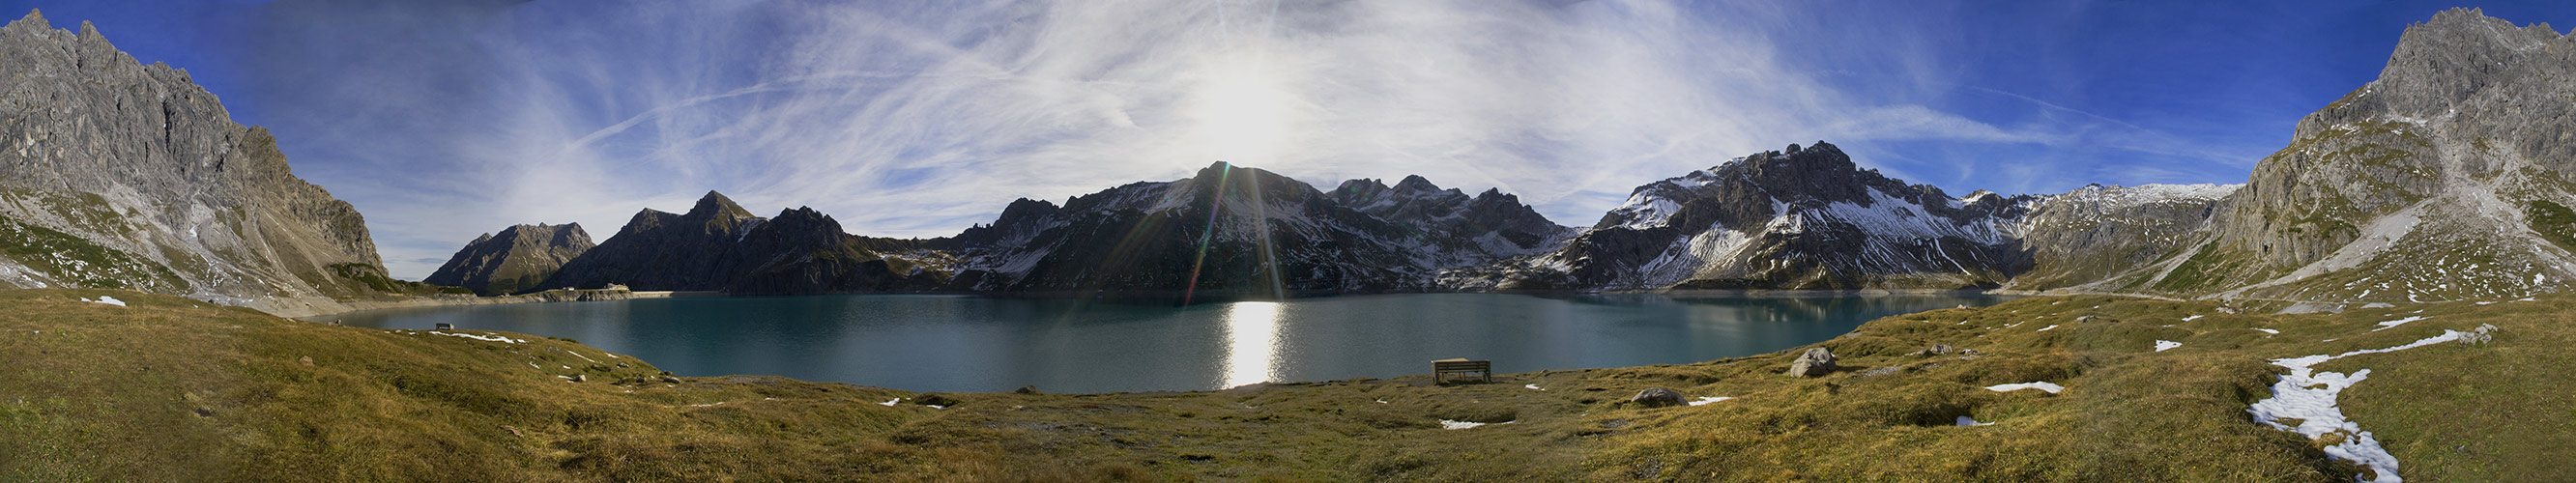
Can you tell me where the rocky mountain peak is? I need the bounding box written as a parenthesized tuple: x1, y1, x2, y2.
(7, 10, 43, 31)
(425, 222, 596, 296)
(770, 207, 838, 228)
(551, 222, 586, 245)
(2299, 9, 2573, 140)
(688, 190, 755, 219)
(498, 222, 591, 250)
(1725, 140, 1866, 203)
(1192, 160, 1234, 181)
(1393, 175, 1444, 194)
(954, 198, 1062, 247)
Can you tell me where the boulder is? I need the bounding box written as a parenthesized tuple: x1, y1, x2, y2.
(1906, 344, 1955, 356)
(568, 374, 587, 383)
(1859, 366, 1903, 378)
(913, 393, 961, 407)
(298, 355, 313, 366)
(1013, 385, 1041, 395)
(1630, 387, 1685, 408)
(1785, 347, 1838, 377)
(659, 376, 683, 384)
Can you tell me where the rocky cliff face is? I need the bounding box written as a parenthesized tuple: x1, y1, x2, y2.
(422, 223, 593, 296)
(0, 11, 409, 316)
(2139, 8, 2576, 302)
(536, 191, 942, 295)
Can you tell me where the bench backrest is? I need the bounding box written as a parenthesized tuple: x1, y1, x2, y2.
(1433, 360, 1491, 372)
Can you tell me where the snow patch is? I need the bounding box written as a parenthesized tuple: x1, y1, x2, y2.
(2036, 325, 2060, 331)
(2182, 315, 2205, 322)
(1606, 193, 1684, 230)
(2154, 340, 2183, 352)
(2253, 328, 2281, 334)
(1439, 419, 1516, 430)
(2248, 330, 2466, 483)
(83, 296, 126, 307)
(2371, 316, 2429, 331)
(1523, 384, 1543, 390)
(1954, 415, 1993, 427)
(1983, 382, 2066, 394)
(1688, 396, 1734, 406)
(430, 331, 524, 344)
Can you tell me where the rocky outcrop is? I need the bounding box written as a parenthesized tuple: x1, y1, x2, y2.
(422, 223, 593, 296)
(1785, 347, 1837, 377)
(0, 10, 410, 316)
(1629, 387, 1684, 408)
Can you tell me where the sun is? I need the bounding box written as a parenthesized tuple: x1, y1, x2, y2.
(1188, 58, 1295, 166)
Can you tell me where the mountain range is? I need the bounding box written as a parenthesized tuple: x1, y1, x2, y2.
(477, 145, 2235, 301)
(4, 8, 2570, 314)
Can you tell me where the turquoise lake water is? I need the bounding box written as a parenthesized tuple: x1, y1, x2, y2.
(312, 293, 2012, 393)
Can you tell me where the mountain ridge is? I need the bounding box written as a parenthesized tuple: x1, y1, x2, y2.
(495, 151, 2251, 302)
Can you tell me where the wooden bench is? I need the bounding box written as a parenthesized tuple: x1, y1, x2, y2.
(1433, 358, 1491, 384)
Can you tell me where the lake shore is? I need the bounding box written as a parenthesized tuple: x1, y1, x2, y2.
(270, 288, 724, 320)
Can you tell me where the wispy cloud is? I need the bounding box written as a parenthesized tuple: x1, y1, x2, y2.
(226, 0, 2111, 278)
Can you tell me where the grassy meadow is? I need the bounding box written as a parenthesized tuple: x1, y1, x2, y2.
(0, 288, 2566, 481)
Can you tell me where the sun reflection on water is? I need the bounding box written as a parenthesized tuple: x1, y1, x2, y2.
(1221, 301, 1283, 388)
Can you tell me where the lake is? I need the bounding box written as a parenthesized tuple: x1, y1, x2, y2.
(311, 292, 2012, 393)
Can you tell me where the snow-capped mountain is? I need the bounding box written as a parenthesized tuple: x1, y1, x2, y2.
(1496, 142, 2031, 290)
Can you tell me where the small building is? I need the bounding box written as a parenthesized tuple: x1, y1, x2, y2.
(435, 323, 454, 330)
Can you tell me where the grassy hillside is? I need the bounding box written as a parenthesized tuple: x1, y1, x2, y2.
(1, 289, 2566, 481)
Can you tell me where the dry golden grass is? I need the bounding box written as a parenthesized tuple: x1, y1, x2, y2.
(0, 289, 2565, 481)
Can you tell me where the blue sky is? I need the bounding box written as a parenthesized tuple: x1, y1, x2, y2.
(8, 0, 2575, 279)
